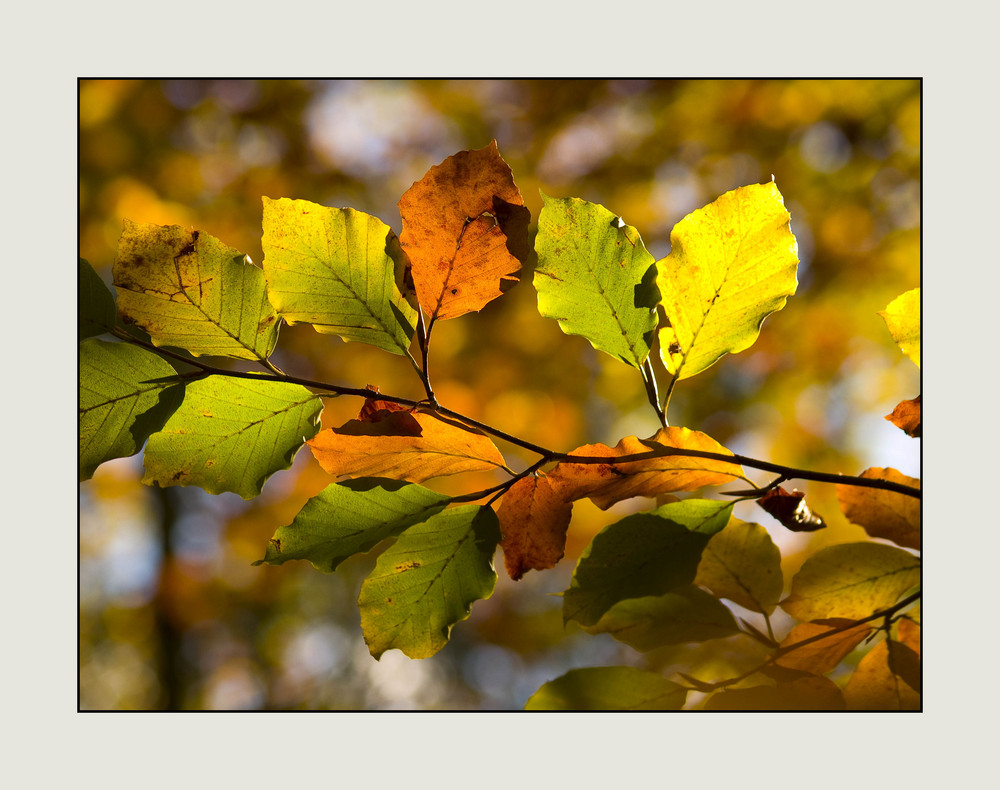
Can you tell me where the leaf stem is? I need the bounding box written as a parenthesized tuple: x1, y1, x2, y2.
(641, 357, 667, 427)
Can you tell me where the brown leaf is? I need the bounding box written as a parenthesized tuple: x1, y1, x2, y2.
(758, 486, 826, 532)
(307, 409, 505, 483)
(775, 619, 872, 674)
(885, 395, 921, 437)
(837, 467, 921, 550)
(398, 141, 530, 321)
(547, 427, 744, 510)
(705, 676, 845, 711)
(357, 384, 410, 422)
(496, 476, 573, 581)
(844, 639, 920, 710)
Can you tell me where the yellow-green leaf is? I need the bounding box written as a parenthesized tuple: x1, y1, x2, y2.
(657, 182, 798, 380)
(695, 518, 783, 615)
(525, 667, 686, 711)
(879, 287, 920, 367)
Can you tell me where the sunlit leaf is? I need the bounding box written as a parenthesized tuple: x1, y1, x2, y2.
(563, 498, 733, 626)
(358, 505, 500, 659)
(79, 258, 117, 339)
(496, 476, 572, 580)
(837, 468, 921, 550)
(307, 409, 505, 483)
(781, 542, 920, 621)
(774, 619, 873, 674)
(533, 193, 659, 368)
(885, 395, 921, 438)
(879, 287, 920, 367)
(142, 375, 323, 499)
(844, 639, 920, 710)
(525, 667, 686, 711)
(113, 220, 279, 360)
(253, 478, 450, 572)
(398, 141, 530, 321)
(261, 198, 417, 355)
(547, 427, 744, 510)
(657, 182, 799, 380)
(79, 338, 185, 480)
(705, 676, 845, 711)
(695, 518, 783, 614)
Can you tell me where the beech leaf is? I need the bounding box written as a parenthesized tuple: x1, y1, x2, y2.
(358, 504, 500, 659)
(260, 199, 417, 355)
(547, 426, 744, 510)
(844, 639, 920, 710)
(774, 619, 873, 674)
(307, 409, 505, 483)
(142, 376, 323, 499)
(885, 395, 921, 438)
(79, 258, 117, 339)
(253, 478, 450, 573)
(113, 220, 279, 361)
(705, 676, 845, 711)
(836, 467, 921, 550)
(781, 542, 920, 622)
(694, 517, 784, 614)
(525, 667, 687, 711)
(398, 141, 530, 321)
(879, 288, 920, 367)
(496, 476, 572, 580)
(657, 182, 799, 380)
(533, 193, 660, 368)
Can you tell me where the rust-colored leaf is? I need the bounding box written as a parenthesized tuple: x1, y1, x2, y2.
(885, 395, 921, 438)
(837, 467, 921, 550)
(758, 486, 826, 532)
(844, 639, 920, 710)
(897, 617, 920, 657)
(705, 676, 845, 711)
(307, 409, 505, 483)
(496, 476, 573, 581)
(398, 141, 530, 321)
(546, 427, 744, 510)
(357, 384, 410, 422)
(775, 619, 873, 674)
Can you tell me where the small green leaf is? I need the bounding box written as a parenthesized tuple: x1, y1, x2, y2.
(261, 198, 417, 355)
(142, 376, 322, 499)
(781, 542, 920, 621)
(79, 259, 117, 339)
(879, 288, 920, 367)
(695, 517, 784, 614)
(113, 220, 280, 361)
(359, 505, 500, 659)
(584, 585, 740, 650)
(525, 667, 687, 711)
(79, 339, 185, 480)
(533, 193, 659, 368)
(563, 498, 733, 627)
(253, 478, 450, 572)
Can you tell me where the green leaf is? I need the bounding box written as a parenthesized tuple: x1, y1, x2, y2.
(113, 220, 279, 361)
(142, 375, 322, 499)
(533, 193, 659, 368)
(657, 182, 799, 380)
(781, 542, 920, 621)
(525, 667, 686, 711)
(563, 498, 733, 627)
(695, 517, 784, 614)
(358, 505, 500, 659)
(79, 339, 186, 480)
(79, 259, 117, 339)
(253, 478, 450, 572)
(261, 198, 417, 355)
(879, 287, 920, 367)
(584, 585, 740, 650)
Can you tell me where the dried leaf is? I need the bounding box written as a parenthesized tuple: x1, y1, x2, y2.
(398, 141, 530, 321)
(837, 467, 921, 550)
(775, 619, 873, 674)
(885, 395, 921, 437)
(357, 384, 409, 422)
(496, 476, 572, 580)
(758, 486, 826, 532)
(547, 427, 744, 510)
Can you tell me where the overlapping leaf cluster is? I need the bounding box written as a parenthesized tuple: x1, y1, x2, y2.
(79, 142, 921, 710)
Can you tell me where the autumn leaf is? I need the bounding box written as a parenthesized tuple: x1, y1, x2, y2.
(757, 486, 826, 532)
(496, 476, 572, 581)
(525, 667, 687, 711)
(547, 426, 744, 510)
(695, 518, 783, 614)
(533, 193, 659, 368)
(398, 141, 530, 321)
(705, 676, 845, 711)
(774, 619, 873, 674)
(886, 395, 921, 437)
(879, 287, 920, 367)
(837, 468, 921, 550)
(844, 639, 920, 710)
(307, 409, 505, 483)
(657, 182, 799, 380)
(79, 258, 117, 339)
(113, 220, 279, 361)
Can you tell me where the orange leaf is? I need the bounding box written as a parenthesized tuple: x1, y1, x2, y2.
(398, 141, 531, 321)
(837, 467, 921, 550)
(844, 639, 920, 710)
(775, 619, 872, 674)
(357, 384, 410, 422)
(705, 676, 845, 711)
(897, 618, 920, 657)
(307, 410, 505, 483)
(546, 427, 744, 510)
(496, 476, 573, 581)
(885, 395, 921, 437)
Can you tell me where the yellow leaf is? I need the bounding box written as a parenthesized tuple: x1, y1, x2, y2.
(496, 476, 573, 580)
(775, 619, 873, 674)
(879, 287, 920, 367)
(837, 468, 921, 550)
(844, 639, 920, 710)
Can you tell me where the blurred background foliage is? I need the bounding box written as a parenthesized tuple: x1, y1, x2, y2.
(79, 79, 920, 710)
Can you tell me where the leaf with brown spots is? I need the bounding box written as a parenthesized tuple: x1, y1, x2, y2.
(546, 427, 744, 510)
(398, 141, 530, 321)
(496, 476, 573, 580)
(837, 467, 921, 550)
(885, 395, 921, 437)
